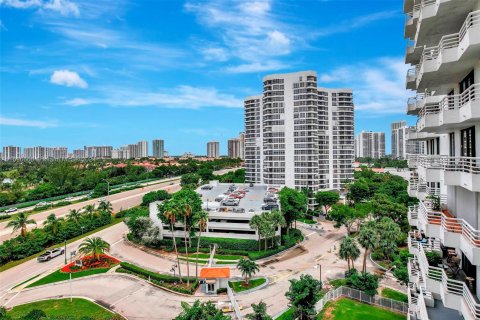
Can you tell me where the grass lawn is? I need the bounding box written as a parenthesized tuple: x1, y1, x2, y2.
(329, 278, 347, 289)
(317, 298, 406, 320)
(381, 288, 408, 303)
(297, 218, 316, 224)
(7, 298, 121, 320)
(228, 278, 266, 293)
(276, 307, 294, 320)
(27, 267, 111, 288)
(188, 253, 245, 260)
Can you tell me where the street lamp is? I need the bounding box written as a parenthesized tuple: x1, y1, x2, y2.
(64, 240, 67, 265)
(314, 263, 322, 282)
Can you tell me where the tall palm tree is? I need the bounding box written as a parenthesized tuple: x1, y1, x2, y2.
(7, 212, 36, 237)
(194, 210, 209, 278)
(83, 204, 96, 218)
(43, 214, 64, 236)
(78, 237, 110, 261)
(268, 210, 286, 248)
(357, 224, 379, 273)
(163, 202, 183, 280)
(98, 200, 113, 214)
(67, 209, 82, 224)
(237, 258, 260, 285)
(249, 215, 263, 252)
(181, 202, 192, 286)
(339, 236, 360, 271)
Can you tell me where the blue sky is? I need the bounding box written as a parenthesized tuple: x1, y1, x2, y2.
(0, 0, 416, 155)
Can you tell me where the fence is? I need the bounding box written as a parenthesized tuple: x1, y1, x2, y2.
(315, 286, 408, 315)
(227, 285, 242, 320)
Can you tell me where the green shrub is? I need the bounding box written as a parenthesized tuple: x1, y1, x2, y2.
(216, 288, 227, 294)
(425, 251, 442, 266)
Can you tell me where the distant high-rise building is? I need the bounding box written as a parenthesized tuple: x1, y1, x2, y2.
(2, 146, 21, 160)
(72, 149, 85, 159)
(355, 131, 385, 159)
(152, 139, 165, 158)
(227, 133, 245, 159)
(207, 141, 220, 158)
(137, 140, 148, 158)
(84, 146, 113, 158)
(112, 146, 130, 159)
(244, 70, 355, 191)
(391, 122, 424, 159)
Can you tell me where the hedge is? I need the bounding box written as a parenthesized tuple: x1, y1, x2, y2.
(117, 262, 199, 295)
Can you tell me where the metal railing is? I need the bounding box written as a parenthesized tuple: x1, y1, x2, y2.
(315, 286, 408, 315)
(227, 285, 242, 320)
(415, 243, 480, 319)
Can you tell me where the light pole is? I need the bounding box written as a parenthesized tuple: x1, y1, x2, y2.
(314, 263, 322, 282)
(64, 240, 67, 265)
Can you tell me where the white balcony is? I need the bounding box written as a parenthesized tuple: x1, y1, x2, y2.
(444, 156, 480, 192)
(410, 241, 480, 320)
(417, 155, 444, 182)
(417, 84, 480, 133)
(406, 67, 419, 90)
(408, 205, 419, 227)
(415, 11, 480, 91)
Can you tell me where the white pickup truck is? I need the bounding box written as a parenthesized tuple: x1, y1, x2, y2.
(37, 248, 64, 262)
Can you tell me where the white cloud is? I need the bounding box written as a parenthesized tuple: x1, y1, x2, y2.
(0, 0, 80, 16)
(319, 57, 410, 115)
(64, 85, 242, 109)
(50, 69, 88, 88)
(0, 116, 57, 128)
(225, 60, 288, 74)
(201, 47, 229, 62)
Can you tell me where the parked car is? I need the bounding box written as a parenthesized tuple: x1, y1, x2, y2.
(201, 185, 213, 190)
(37, 248, 64, 262)
(222, 199, 239, 206)
(97, 198, 107, 203)
(64, 197, 74, 201)
(5, 207, 17, 213)
(215, 195, 227, 202)
(262, 204, 279, 211)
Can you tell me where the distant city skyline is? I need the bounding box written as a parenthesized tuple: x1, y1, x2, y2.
(1, 1, 416, 154)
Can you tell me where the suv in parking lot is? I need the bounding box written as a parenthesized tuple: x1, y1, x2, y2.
(262, 204, 279, 211)
(37, 248, 64, 262)
(201, 185, 213, 190)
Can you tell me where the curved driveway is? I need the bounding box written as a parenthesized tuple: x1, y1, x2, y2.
(2, 222, 367, 318)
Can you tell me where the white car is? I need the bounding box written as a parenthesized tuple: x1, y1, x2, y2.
(64, 197, 74, 201)
(5, 207, 17, 213)
(37, 248, 64, 262)
(97, 198, 107, 203)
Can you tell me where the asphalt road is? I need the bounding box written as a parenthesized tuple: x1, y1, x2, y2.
(0, 168, 233, 242)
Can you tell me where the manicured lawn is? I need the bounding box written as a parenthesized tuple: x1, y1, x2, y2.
(276, 307, 295, 320)
(381, 288, 408, 303)
(7, 298, 121, 320)
(228, 278, 266, 293)
(297, 218, 316, 224)
(188, 253, 245, 260)
(317, 298, 406, 320)
(27, 267, 111, 288)
(329, 278, 347, 289)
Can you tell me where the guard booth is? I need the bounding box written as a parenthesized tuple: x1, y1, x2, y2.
(199, 267, 230, 294)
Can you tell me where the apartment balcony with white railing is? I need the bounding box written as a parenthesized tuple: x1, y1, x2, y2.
(408, 239, 480, 320)
(406, 66, 419, 90)
(444, 156, 480, 192)
(408, 179, 428, 201)
(409, 205, 419, 227)
(417, 84, 480, 133)
(407, 92, 433, 115)
(416, 199, 480, 264)
(405, 4, 420, 39)
(417, 155, 444, 182)
(415, 11, 480, 91)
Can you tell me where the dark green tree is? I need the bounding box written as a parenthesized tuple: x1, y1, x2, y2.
(285, 274, 322, 320)
(245, 301, 272, 320)
(175, 300, 231, 320)
(314, 191, 339, 215)
(278, 187, 307, 231)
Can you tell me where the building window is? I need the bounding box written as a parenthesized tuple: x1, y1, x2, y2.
(449, 132, 455, 157)
(459, 70, 474, 94)
(460, 127, 475, 157)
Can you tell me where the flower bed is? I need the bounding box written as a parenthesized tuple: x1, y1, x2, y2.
(61, 254, 120, 273)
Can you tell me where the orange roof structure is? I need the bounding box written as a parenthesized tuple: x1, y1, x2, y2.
(199, 267, 231, 279)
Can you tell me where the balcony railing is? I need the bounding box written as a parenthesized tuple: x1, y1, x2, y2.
(414, 155, 480, 175)
(417, 200, 480, 248)
(416, 10, 480, 78)
(410, 240, 480, 319)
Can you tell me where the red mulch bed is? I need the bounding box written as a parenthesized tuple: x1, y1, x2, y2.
(61, 254, 120, 273)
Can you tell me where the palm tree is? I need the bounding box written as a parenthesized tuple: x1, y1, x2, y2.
(98, 200, 113, 214)
(194, 210, 209, 278)
(181, 203, 192, 286)
(83, 204, 96, 218)
(268, 210, 286, 248)
(67, 209, 82, 224)
(7, 212, 36, 237)
(163, 202, 183, 280)
(339, 236, 360, 271)
(249, 215, 263, 252)
(43, 214, 64, 236)
(246, 301, 272, 320)
(237, 258, 260, 285)
(357, 224, 379, 273)
(78, 237, 110, 261)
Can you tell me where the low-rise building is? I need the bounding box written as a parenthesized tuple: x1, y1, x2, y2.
(149, 182, 281, 241)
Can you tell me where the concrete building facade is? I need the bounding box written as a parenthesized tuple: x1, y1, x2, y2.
(207, 141, 220, 158)
(2, 146, 21, 161)
(244, 70, 355, 192)
(152, 139, 164, 158)
(355, 131, 385, 159)
(403, 1, 480, 319)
